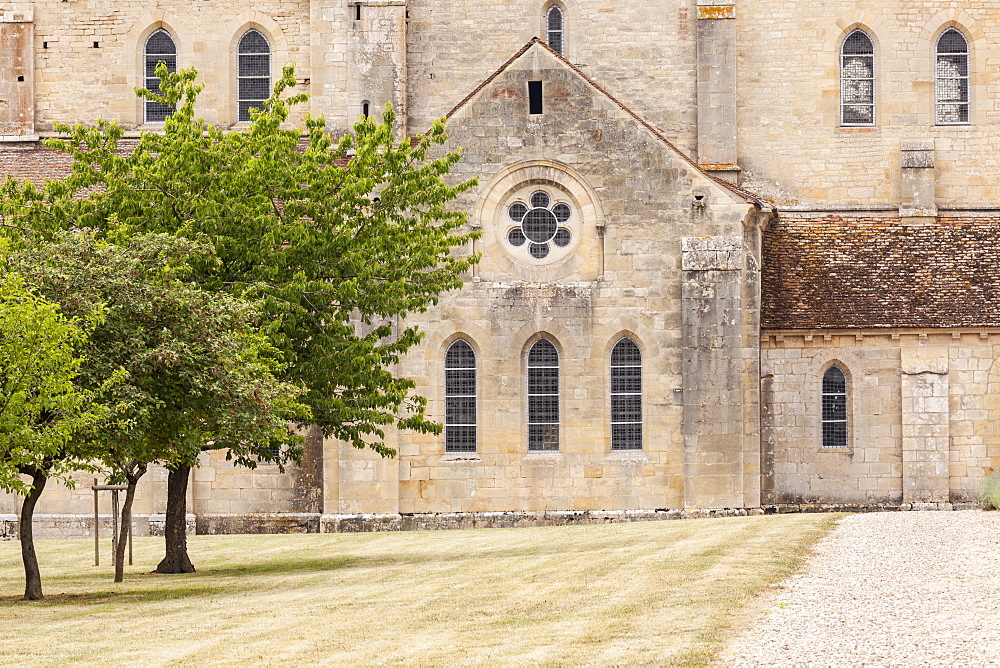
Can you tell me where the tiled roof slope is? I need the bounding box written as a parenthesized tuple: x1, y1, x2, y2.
(0, 143, 75, 186)
(763, 213, 1000, 329)
(1, 139, 346, 187)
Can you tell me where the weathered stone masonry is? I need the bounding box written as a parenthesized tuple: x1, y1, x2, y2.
(4, 1, 1000, 537)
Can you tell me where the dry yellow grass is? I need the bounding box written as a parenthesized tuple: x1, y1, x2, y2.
(0, 513, 842, 666)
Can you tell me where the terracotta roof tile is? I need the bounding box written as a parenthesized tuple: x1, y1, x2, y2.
(763, 213, 1000, 329)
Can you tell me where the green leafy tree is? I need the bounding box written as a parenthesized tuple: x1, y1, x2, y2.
(0, 271, 112, 600)
(9, 231, 311, 582)
(1, 63, 479, 572)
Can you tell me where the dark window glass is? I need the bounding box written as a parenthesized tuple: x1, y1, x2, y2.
(528, 339, 559, 451)
(822, 366, 848, 448)
(936, 29, 970, 125)
(238, 29, 271, 122)
(445, 340, 476, 452)
(144, 29, 177, 123)
(841, 30, 875, 126)
(546, 6, 564, 55)
(610, 338, 642, 450)
(528, 80, 543, 115)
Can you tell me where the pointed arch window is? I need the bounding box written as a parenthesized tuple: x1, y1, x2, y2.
(822, 366, 848, 448)
(546, 6, 564, 55)
(936, 29, 970, 125)
(610, 338, 642, 451)
(841, 30, 875, 126)
(238, 29, 271, 122)
(528, 339, 559, 451)
(143, 29, 177, 123)
(445, 339, 477, 453)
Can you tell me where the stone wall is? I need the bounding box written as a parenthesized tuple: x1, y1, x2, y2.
(323, 42, 763, 516)
(762, 329, 1000, 506)
(738, 3, 1000, 209)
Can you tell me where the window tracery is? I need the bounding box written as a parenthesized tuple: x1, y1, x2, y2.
(506, 190, 572, 261)
(238, 29, 271, 122)
(841, 30, 875, 126)
(143, 29, 177, 123)
(936, 28, 970, 125)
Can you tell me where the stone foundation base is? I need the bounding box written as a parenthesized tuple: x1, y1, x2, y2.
(195, 513, 320, 535)
(0, 514, 196, 540)
(768, 502, 978, 513)
(321, 508, 766, 533)
(1, 504, 981, 540)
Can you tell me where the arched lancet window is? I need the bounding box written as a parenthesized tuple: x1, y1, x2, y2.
(936, 28, 970, 125)
(546, 6, 564, 55)
(822, 366, 848, 448)
(841, 30, 875, 126)
(444, 339, 477, 453)
(144, 29, 177, 123)
(238, 29, 271, 122)
(610, 337, 642, 451)
(528, 339, 559, 451)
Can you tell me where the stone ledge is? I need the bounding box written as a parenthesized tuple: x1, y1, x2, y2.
(321, 508, 766, 533)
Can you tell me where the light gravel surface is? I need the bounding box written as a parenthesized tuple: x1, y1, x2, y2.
(722, 510, 1000, 666)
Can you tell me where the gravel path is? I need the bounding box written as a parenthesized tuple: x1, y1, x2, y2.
(722, 510, 1000, 666)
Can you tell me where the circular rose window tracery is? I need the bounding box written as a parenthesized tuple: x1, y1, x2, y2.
(505, 190, 573, 260)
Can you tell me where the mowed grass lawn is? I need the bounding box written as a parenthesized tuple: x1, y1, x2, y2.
(0, 514, 841, 666)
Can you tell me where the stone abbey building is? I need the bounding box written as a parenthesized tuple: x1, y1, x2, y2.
(3, 0, 1000, 536)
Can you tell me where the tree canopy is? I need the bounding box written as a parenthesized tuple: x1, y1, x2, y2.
(2, 63, 480, 456)
(0, 269, 108, 495)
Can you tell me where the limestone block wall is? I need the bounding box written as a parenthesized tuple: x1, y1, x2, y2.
(17, 0, 315, 133)
(737, 3, 1000, 208)
(323, 42, 762, 516)
(0, 449, 312, 538)
(763, 329, 1000, 506)
(405, 0, 698, 151)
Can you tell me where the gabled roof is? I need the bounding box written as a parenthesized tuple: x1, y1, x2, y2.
(444, 37, 770, 211)
(763, 213, 1000, 329)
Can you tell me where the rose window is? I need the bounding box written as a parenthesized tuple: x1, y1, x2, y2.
(505, 190, 572, 260)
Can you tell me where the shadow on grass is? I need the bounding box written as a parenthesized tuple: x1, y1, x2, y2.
(0, 583, 231, 606)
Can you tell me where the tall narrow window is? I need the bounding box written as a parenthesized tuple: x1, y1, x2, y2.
(445, 339, 476, 453)
(936, 29, 969, 125)
(822, 366, 848, 448)
(528, 339, 559, 451)
(610, 338, 642, 450)
(546, 6, 564, 55)
(238, 29, 271, 122)
(144, 29, 177, 123)
(841, 30, 875, 126)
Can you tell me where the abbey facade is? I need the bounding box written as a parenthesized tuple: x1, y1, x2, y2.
(3, 0, 1000, 537)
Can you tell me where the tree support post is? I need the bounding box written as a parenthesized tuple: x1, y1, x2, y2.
(91, 482, 131, 566)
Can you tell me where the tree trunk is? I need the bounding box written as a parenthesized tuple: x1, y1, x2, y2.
(19, 470, 48, 601)
(114, 463, 146, 583)
(155, 463, 195, 574)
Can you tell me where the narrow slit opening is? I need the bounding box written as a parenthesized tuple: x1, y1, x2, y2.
(528, 81, 543, 115)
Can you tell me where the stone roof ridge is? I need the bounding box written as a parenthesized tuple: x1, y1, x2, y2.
(443, 38, 770, 211)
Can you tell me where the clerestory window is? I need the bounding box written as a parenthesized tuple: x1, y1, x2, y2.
(143, 29, 177, 123)
(238, 29, 271, 122)
(444, 339, 477, 453)
(528, 339, 559, 451)
(936, 29, 970, 125)
(822, 366, 848, 448)
(546, 6, 564, 55)
(841, 30, 875, 126)
(610, 337, 642, 451)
